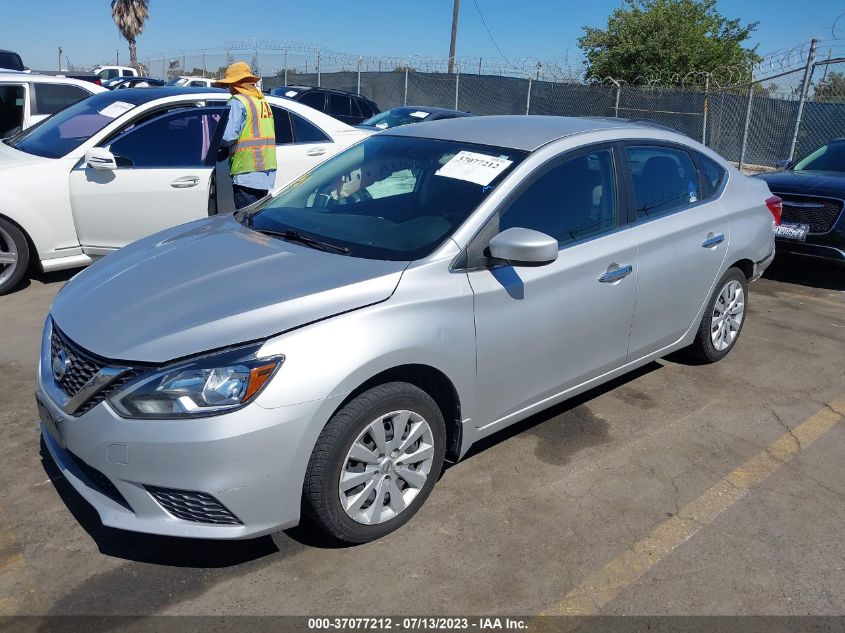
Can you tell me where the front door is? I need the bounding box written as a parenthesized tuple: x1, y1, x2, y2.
(468, 145, 638, 432)
(69, 106, 225, 251)
(622, 144, 730, 358)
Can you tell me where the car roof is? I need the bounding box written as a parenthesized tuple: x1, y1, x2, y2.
(386, 106, 473, 116)
(383, 115, 684, 151)
(279, 85, 376, 101)
(0, 72, 105, 90)
(84, 86, 229, 105)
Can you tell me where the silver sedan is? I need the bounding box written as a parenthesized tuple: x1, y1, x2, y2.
(37, 116, 776, 543)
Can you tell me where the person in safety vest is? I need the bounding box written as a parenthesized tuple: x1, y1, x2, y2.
(215, 62, 277, 209)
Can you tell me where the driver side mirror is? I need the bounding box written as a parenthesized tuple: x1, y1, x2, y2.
(85, 147, 117, 170)
(489, 227, 558, 267)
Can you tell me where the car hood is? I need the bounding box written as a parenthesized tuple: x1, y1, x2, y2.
(0, 139, 44, 168)
(754, 170, 845, 197)
(51, 215, 409, 364)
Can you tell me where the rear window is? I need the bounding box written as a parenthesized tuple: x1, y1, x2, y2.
(695, 153, 727, 199)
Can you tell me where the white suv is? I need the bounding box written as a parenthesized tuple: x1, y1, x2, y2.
(0, 72, 105, 137)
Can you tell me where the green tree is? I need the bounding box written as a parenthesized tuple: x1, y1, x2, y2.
(815, 71, 845, 103)
(578, 0, 760, 83)
(111, 0, 149, 71)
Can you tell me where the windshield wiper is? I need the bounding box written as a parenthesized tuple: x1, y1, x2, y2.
(254, 228, 351, 255)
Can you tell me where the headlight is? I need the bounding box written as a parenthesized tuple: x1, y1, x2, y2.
(108, 344, 283, 419)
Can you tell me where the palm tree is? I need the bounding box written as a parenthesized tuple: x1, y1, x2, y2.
(111, 0, 149, 71)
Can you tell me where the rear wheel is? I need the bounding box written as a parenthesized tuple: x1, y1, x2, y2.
(686, 267, 747, 363)
(0, 217, 29, 296)
(303, 382, 446, 543)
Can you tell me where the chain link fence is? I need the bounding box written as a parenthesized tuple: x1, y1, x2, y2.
(134, 41, 845, 170)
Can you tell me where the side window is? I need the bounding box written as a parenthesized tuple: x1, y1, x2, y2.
(626, 145, 699, 220)
(120, 69, 132, 77)
(328, 93, 351, 117)
(298, 91, 326, 111)
(500, 148, 618, 245)
(189, 80, 206, 87)
(107, 108, 225, 168)
(357, 100, 375, 118)
(0, 84, 25, 136)
(32, 84, 90, 116)
(291, 111, 330, 143)
(695, 153, 727, 200)
(270, 106, 294, 144)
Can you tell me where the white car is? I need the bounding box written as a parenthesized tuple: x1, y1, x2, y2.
(0, 72, 105, 137)
(0, 87, 371, 293)
(91, 66, 138, 82)
(166, 76, 217, 88)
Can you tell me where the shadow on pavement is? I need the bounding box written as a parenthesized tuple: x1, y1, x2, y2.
(763, 254, 845, 291)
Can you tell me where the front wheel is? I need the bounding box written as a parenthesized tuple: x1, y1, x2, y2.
(303, 382, 446, 543)
(686, 267, 748, 363)
(0, 217, 29, 296)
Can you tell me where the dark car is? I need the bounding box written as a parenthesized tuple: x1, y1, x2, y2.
(104, 76, 166, 90)
(358, 106, 474, 130)
(269, 86, 379, 125)
(754, 139, 845, 264)
(0, 49, 25, 72)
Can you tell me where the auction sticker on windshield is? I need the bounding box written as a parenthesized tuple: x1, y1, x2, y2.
(436, 151, 513, 186)
(98, 101, 135, 118)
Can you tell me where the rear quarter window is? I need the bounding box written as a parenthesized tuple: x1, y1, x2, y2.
(694, 153, 728, 200)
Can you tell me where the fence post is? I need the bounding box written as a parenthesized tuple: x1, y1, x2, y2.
(357, 56, 362, 95)
(702, 75, 710, 144)
(526, 77, 532, 115)
(283, 48, 288, 86)
(202, 51, 206, 77)
(404, 67, 409, 106)
(162, 57, 165, 80)
(788, 38, 818, 161)
(613, 80, 621, 117)
(738, 77, 755, 171)
(317, 51, 321, 87)
(455, 68, 460, 110)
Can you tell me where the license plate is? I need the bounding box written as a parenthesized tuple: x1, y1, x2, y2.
(774, 222, 809, 241)
(37, 396, 65, 448)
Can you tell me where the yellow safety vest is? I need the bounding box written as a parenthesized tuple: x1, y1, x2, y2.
(230, 94, 277, 176)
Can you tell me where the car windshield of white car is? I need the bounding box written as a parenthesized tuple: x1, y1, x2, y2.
(248, 135, 527, 261)
(793, 141, 845, 174)
(6, 93, 137, 158)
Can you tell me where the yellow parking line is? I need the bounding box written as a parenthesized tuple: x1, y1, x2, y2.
(540, 397, 845, 616)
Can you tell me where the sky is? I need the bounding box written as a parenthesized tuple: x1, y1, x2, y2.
(4, 0, 845, 72)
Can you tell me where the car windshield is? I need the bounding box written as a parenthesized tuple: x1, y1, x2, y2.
(248, 135, 526, 260)
(4, 93, 137, 158)
(793, 141, 845, 174)
(362, 108, 432, 129)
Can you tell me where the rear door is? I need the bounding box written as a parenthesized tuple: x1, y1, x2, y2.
(69, 106, 225, 251)
(624, 143, 730, 358)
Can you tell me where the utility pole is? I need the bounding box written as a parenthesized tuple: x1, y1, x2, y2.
(58, 46, 62, 71)
(448, 0, 460, 74)
(116, 49, 119, 65)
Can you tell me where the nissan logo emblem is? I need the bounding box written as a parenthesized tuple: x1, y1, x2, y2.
(52, 349, 70, 382)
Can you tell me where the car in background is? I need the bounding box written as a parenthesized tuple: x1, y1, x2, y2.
(104, 76, 165, 90)
(0, 49, 26, 72)
(166, 76, 217, 88)
(270, 86, 380, 125)
(754, 139, 845, 264)
(35, 116, 775, 543)
(0, 87, 372, 294)
(91, 66, 138, 82)
(359, 106, 474, 130)
(0, 72, 106, 137)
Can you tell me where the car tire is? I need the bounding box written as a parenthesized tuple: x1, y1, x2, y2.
(686, 267, 748, 363)
(303, 382, 446, 544)
(0, 217, 30, 296)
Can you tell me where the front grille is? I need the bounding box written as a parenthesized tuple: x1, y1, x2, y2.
(145, 486, 243, 525)
(50, 326, 140, 415)
(67, 451, 132, 510)
(51, 328, 104, 399)
(778, 194, 843, 234)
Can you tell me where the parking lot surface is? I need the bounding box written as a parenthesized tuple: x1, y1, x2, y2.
(0, 257, 843, 617)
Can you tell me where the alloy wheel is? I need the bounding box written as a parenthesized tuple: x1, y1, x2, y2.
(0, 225, 19, 288)
(711, 279, 745, 351)
(339, 409, 435, 525)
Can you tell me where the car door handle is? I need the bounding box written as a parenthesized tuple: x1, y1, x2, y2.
(598, 264, 633, 283)
(306, 147, 327, 157)
(170, 176, 200, 188)
(701, 233, 725, 248)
